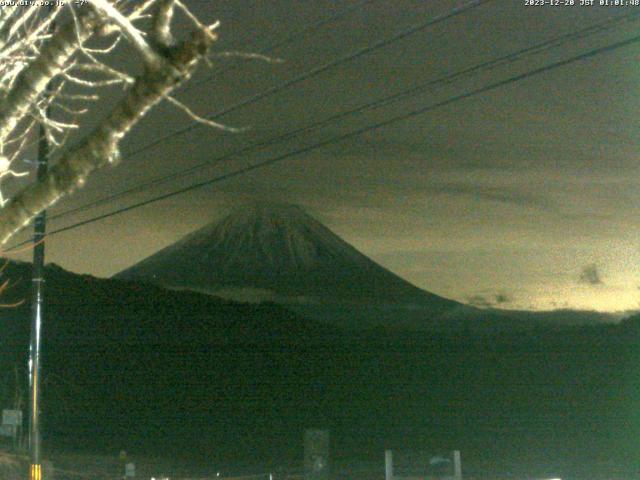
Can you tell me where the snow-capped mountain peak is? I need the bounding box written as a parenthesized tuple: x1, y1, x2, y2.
(116, 202, 460, 311)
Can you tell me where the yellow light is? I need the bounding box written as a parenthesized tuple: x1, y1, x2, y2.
(30, 464, 42, 480)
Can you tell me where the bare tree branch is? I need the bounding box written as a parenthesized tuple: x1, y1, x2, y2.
(0, 26, 217, 244)
(0, 7, 101, 150)
(153, 0, 176, 47)
(0, 0, 227, 245)
(90, 0, 164, 67)
(165, 95, 242, 132)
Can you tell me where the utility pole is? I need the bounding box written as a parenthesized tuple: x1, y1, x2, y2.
(29, 5, 54, 472)
(28, 108, 49, 480)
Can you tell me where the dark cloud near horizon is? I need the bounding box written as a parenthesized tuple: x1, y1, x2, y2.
(467, 295, 493, 308)
(467, 293, 512, 308)
(427, 182, 552, 210)
(494, 293, 511, 304)
(579, 264, 603, 286)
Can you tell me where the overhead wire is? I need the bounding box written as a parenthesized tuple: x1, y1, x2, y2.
(3, 0, 492, 251)
(120, 0, 492, 160)
(45, 0, 494, 222)
(181, 0, 379, 94)
(6, 30, 639, 251)
(46, 9, 640, 223)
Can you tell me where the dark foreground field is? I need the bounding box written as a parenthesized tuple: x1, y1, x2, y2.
(0, 262, 637, 479)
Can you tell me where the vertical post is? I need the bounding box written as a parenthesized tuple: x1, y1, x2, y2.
(453, 450, 462, 480)
(303, 430, 329, 480)
(385, 450, 393, 480)
(29, 78, 50, 480)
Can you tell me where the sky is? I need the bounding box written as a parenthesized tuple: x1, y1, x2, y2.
(6, 0, 640, 312)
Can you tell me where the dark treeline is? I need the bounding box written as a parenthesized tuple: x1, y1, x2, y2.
(0, 261, 637, 479)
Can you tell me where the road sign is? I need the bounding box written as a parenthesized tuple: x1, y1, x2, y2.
(2, 409, 22, 426)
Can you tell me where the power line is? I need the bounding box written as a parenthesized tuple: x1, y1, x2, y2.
(52, 0, 378, 217)
(7, 31, 639, 250)
(47, 10, 640, 223)
(183, 0, 379, 94)
(370, 9, 640, 110)
(121, 0, 492, 159)
(47, 0, 494, 221)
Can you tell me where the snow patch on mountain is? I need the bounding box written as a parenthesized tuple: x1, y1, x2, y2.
(116, 202, 460, 311)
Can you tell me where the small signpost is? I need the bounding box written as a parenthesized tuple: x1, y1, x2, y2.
(0, 409, 22, 448)
(125, 462, 136, 478)
(2, 409, 22, 427)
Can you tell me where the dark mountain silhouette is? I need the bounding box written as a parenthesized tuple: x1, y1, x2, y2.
(0, 260, 637, 478)
(115, 202, 616, 329)
(115, 203, 461, 314)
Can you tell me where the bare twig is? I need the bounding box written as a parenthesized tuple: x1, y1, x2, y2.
(165, 95, 243, 132)
(89, 0, 164, 67)
(211, 51, 284, 64)
(153, 0, 175, 47)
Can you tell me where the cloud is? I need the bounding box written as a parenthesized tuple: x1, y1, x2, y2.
(494, 293, 511, 304)
(467, 295, 493, 308)
(579, 264, 603, 285)
(467, 293, 512, 308)
(427, 182, 551, 210)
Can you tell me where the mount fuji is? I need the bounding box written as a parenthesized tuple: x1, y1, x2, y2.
(116, 203, 615, 329)
(116, 203, 462, 316)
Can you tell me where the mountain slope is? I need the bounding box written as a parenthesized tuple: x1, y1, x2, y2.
(0, 260, 636, 476)
(116, 203, 460, 313)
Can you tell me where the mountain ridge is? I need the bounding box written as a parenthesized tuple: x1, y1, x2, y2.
(116, 202, 461, 313)
(0, 259, 636, 476)
(115, 202, 621, 328)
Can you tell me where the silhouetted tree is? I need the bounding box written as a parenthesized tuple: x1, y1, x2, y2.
(0, 0, 225, 245)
